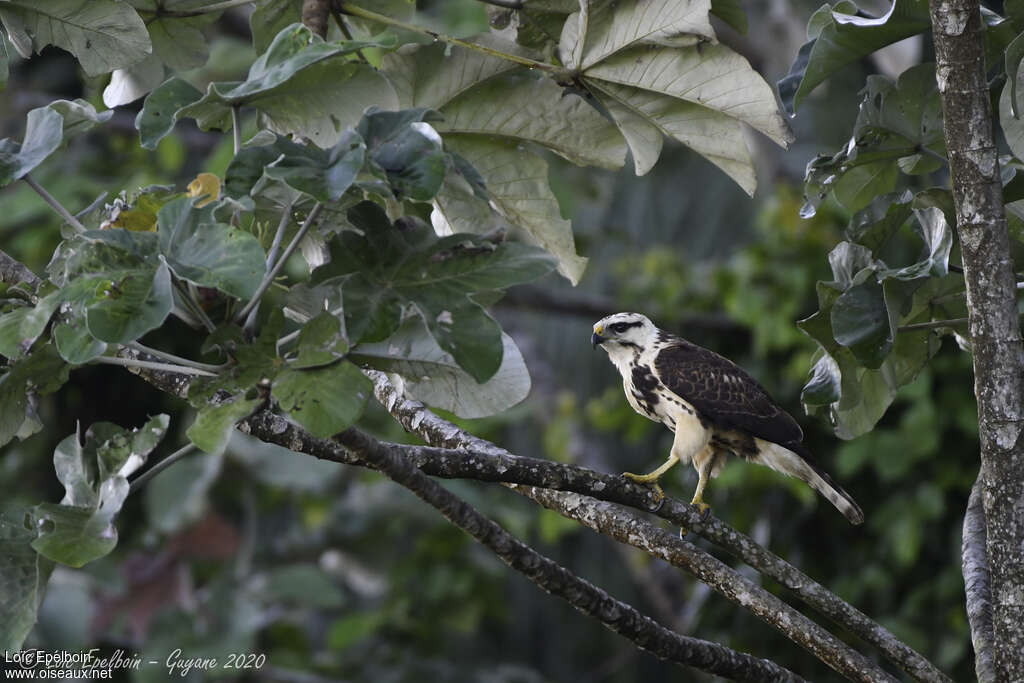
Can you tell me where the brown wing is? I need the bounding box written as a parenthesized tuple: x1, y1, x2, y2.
(653, 339, 806, 452)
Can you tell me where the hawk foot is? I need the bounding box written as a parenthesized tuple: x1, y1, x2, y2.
(622, 472, 665, 504)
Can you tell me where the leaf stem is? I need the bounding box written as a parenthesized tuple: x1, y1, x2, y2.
(337, 3, 560, 73)
(276, 304, 343, 351)
(234, 202, 323, 325)
(129, 443, 198, 494)
(231, 106, 242, 156)
(93, 355, 218, 377)
(173, 278, 216, 333)
(149, 0, 256, 17)
(472, 0, 524, 8)
(23, 174, 88, 233)
(127, 342, 225, 373)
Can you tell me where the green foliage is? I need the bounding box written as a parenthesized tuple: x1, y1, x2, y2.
(0, 100, 112, 186)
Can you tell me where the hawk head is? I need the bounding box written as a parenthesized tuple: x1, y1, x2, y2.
(591, 312, 657, 355)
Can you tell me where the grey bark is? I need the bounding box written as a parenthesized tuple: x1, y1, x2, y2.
(518, 486, 898, 683)
(963, 476, 996, 683)
(366, 371, 951, 683)
(301, 0, 329, 38)
(929, 0, 1024, 678)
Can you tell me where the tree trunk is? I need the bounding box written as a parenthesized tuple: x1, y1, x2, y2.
(928, 0, 1024, 679)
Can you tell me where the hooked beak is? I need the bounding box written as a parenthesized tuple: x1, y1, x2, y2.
(591, 332, 606, 348)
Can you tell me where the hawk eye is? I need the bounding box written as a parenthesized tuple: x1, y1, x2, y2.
(610, 322, 629, 333)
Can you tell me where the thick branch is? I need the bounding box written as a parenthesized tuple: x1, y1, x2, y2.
(302, 0, 330, 38)
(236, 413, 804, 682)
(366, 371, 951, 683)
(930, 0, 1024, 677)
(963, 476, 996, 683)
(518, 486, 897, 683)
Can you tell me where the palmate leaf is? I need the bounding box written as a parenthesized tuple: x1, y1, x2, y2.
(176, 24, 398, 147)
(352, 318, 532, 418)
(128, 1, 218, 72)
(273, 360, 371, 438)
(312, 202, 556, 383)
(0, 0, 151, 77)
(31, 416, 168, 568)
(556, 0, 791, 192)
(135, 78, 204, 151)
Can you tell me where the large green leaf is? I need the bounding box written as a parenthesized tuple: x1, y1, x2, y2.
(777, 0, 930, 115)
(0, 345, 70, 448)
(313, 202, 556, 382)
(0, 99, 112, 185)
(0, 291, 62, 359)
(31, 417, 168, 567)
(135, 77, 203, 150)
(438, 137, 588, 284)
(0, 504, 54, 651)
(86, 261, 173, 343)
(176, 24, 397, 147)
(559, 0, 715, 71)
(352, 319, 531, 418)
(436, 73, 626, 170)
(187, 397, 262, 454)
(250, 0, 304, 54)
(273, 360, 371, 438)
(128, 1, 217, 72)
(358, 108, 452, 201)
(0, 0, 151, 76)
(156, 197, 267, 299)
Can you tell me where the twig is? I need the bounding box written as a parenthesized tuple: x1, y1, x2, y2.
(519, 486, 898, 683)
(898, 317, 968, 332)
(337, 3, 561, 74)
(963, 476, 996, 683)
(23, 174, 87, 233)
(265, 200, 296, 272)
(128, 443, 198, 494)
(234, 203, 323, 325)
(473, 0, 524, 8)
(92, 355, 217, 377)
(126, 342, 224, 374)
(331, 8, 369, 64)
(332, 427, 808, 682)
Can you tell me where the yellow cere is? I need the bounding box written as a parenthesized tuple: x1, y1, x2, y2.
(594, 325, 604, 335)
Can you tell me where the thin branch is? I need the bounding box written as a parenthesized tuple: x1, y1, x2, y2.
(473, 0, 524, 8)
(126, 342, 224, 374)
(898, 317, 968, 332)
(242, 415, 805, 682)
(92, 355, 217, 377)
(363, 370, 952, 683)
(245, 199, 295, 334)
(23, 174, 87, 234)
(128, 443, 198, 494)
(963, 475, 996, 683)
(234, 203, 323, 325)
(331, 8, 369, 63)
(146, 0, 256, 17)
(337, 3, 562, 74)
(518, 486, 898, 683)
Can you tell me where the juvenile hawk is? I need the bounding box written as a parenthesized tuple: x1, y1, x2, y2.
(592, 312, 863, 525)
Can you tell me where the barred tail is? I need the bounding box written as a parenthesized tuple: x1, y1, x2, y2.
(753, 440, 864, 525)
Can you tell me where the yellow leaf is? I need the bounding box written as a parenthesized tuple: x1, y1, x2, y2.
(187, 173, 221, 207)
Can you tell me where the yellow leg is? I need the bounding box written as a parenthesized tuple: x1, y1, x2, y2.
(690, 457, 713, 517)
(680, 457, 714, 538)
(622, 454, 679, 503)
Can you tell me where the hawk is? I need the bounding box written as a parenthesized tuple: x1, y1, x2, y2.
(592, 312, 863, 525)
